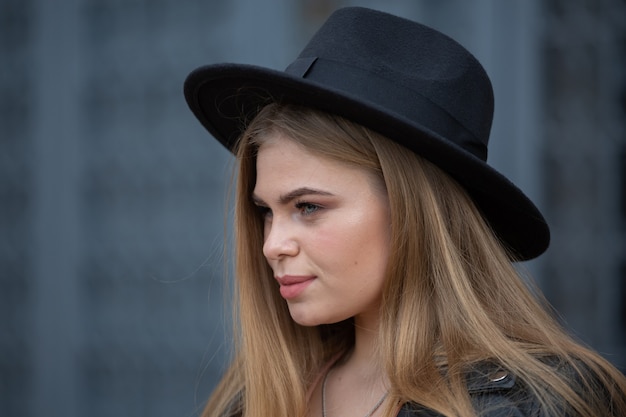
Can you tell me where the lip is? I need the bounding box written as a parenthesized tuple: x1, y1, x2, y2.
(275, 275, 316, 299)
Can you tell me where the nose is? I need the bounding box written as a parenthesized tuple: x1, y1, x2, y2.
(262, 218, 299, 260)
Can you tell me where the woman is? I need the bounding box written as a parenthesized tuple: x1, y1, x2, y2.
(184, 7, 626, 417)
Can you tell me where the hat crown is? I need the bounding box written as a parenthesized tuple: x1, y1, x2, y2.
(294, 7, 494, 158)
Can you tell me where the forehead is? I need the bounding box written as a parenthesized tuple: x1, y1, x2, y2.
(256, 134, 346, 180)
(252, 133, 380, 198)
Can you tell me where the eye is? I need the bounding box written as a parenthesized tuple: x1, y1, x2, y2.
(295, 201, 321, 216)
(255, 204, 272, 219)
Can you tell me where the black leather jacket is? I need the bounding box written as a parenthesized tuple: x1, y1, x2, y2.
(396, 364, 545, 417)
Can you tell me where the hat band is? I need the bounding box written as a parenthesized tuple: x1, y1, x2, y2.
(285, 56, 487, 161)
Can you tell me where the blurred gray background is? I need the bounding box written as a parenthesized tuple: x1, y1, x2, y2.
(1, 0, 625, 416)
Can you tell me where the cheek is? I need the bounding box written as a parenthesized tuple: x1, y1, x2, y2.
(313, 213, 389, 274)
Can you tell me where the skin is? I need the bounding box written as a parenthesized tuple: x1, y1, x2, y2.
(253, 133, 391, 329)
(253, 132, 392, 416)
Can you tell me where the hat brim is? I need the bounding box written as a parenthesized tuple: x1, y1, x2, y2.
(184, 63, 549, 260)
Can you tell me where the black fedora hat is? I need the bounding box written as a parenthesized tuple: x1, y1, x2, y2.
(184, 7, 549, 260)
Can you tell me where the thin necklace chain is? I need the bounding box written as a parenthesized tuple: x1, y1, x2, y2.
(321, 369, 388, 417)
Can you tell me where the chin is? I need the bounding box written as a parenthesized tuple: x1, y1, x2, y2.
(289, 312, 322, 327)
(288, 307, 343, 327)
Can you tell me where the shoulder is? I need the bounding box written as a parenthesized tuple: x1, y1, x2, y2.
(396, 362, 544, 417)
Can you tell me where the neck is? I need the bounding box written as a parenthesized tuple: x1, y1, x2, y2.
(318, 312, 388, 417)
(344, 312, 382, 378)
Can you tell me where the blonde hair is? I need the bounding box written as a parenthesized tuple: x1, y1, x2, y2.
(203, 103, 626, 417)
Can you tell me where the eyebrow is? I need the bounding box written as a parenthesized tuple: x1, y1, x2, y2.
(252, 187, 334, 206)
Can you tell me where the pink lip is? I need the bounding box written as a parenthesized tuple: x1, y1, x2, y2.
(276, 275, 316, 299)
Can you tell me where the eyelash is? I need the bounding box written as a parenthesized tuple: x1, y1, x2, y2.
(256, 205, 272, 218)
(255, 201, 322, 218)
(295, 201, 321, 216)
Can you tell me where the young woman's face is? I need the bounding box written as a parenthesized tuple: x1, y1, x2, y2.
(252, 133, 391, 327)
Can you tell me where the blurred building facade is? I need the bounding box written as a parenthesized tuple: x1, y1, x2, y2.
(0, 0, 624, 416)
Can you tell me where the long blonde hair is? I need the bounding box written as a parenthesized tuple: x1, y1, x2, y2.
(203, 103, 626, 417)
